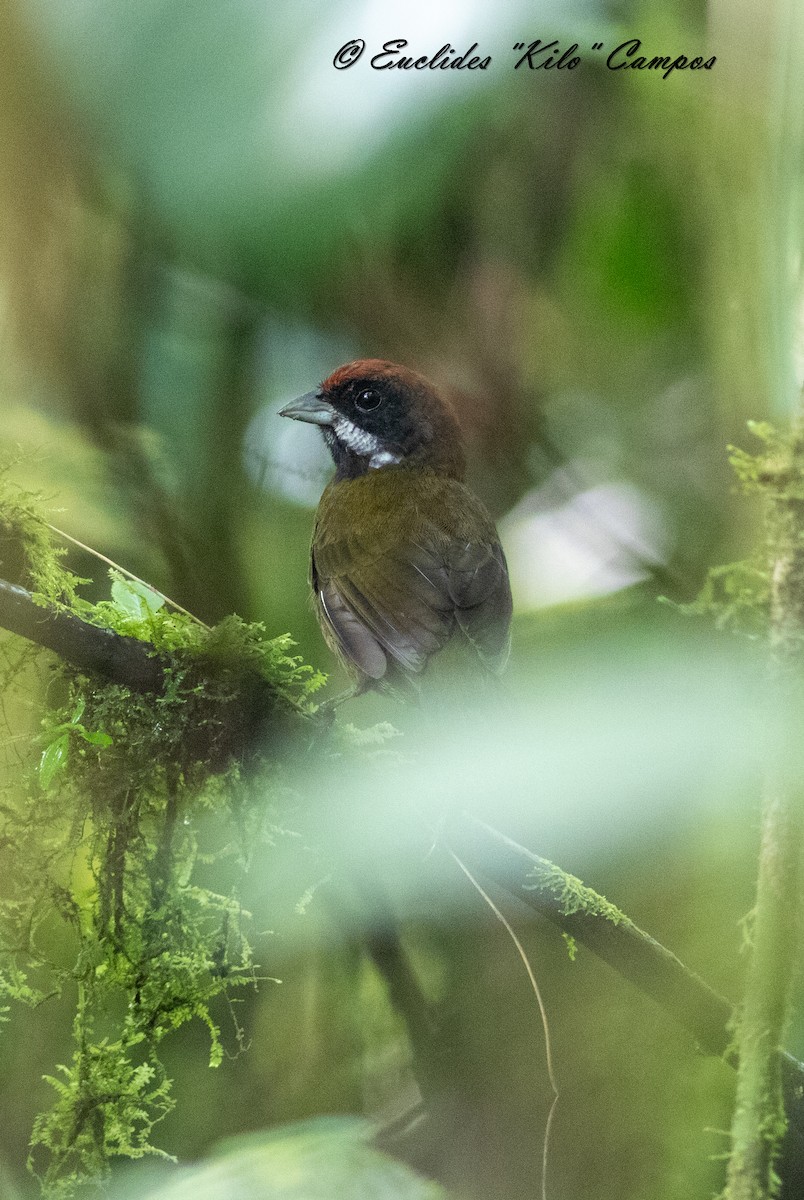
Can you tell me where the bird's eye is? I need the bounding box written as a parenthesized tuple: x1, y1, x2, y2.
(355, 388, 382, 413)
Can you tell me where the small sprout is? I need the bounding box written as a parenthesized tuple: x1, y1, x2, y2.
(39, 734, 70, 790)
(80, 730, 114, 747)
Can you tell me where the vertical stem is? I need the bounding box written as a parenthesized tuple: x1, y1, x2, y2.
(707, 1, 804, 1191)
(726, 422, 804, 1199)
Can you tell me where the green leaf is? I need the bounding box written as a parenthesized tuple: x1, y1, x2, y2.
(39, 734, 70, 789)
(80, 729, 114, 747)
(111, 577, 166, 618)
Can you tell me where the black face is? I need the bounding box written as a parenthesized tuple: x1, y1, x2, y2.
(323, 376, 423, 459)
(280, 360, 465, 482)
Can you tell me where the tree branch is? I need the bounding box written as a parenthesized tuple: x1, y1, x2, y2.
(443, 811, 804, 1181)
(0, 575, 308, 764)
(4, 569, 804, 1189)
(726, 422, 804, 1200)
(0, 577, 166, 690)
(446, 813, 732, 1053)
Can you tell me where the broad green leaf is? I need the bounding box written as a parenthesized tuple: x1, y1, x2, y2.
(111, 577, 166, 618)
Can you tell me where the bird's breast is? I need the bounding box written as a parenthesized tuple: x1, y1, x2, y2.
(313, 469, 498, 550)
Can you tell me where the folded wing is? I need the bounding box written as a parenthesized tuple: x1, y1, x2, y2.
(312, 523, 512, 682)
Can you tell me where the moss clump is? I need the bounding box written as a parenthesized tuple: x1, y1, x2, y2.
(727, 419, 804, 501)
(0, 472, 326, 1196)
(662, 421, 804, 639)
(0, 470, 87, 605)
(526, 860, 630, 927)
(561, 932, 578, 962)
(667, 558, 770, 638)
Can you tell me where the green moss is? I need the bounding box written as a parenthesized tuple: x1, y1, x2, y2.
(0, 469, 87, 604)
(561, 932, 578, 962)
(665, 558, 771, 638)
(727, 419, 804, 501)
(0, 470, 328, 1196)
(662, 421, 804, 638)
(526, 860, 630, 927)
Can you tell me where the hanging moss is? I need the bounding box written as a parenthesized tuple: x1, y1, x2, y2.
(0, 469, 327, 1196)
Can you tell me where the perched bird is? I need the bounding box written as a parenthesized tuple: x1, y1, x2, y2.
(279, 359, 512, 696)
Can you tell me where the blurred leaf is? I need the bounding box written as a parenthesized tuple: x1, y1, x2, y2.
(565, 164, 686, 329)
(136, 1120, 444, 1200)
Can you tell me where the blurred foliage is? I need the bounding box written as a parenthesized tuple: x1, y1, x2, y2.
(121, 1120, 444, 1200)
(0, 0, 802, 1198)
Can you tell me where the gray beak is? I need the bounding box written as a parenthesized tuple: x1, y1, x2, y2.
(278, 391, 336, 426)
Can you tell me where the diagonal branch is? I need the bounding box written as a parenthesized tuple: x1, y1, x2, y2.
(443, 810, 804, 1181)
(445, 812, 732, 1053)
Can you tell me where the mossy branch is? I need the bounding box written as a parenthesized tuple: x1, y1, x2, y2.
(5, 568, 804, 1144)
(0, 577, 167, 690)
(0, 487, 330, 1194)
(0, 575, 319, 767)
(444, 811, 804, 1181)
(5, 495, 804, 1194)
(446, 813, 732, 1050)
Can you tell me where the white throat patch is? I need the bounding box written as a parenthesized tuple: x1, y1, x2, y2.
(332, 415, 401, 470)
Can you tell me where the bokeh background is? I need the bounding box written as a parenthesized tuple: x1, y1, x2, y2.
(1, 0, 802, 1197)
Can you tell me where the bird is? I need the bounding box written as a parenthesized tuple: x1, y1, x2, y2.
(279, 359, 512, 697)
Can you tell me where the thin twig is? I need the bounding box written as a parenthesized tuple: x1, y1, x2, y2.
(446, 812, 734, 1053)
(446, 846, 559, 1200)
(444, 809, 804, 1175)
(45, 521, 210, 629)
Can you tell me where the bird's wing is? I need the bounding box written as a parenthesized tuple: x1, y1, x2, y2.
(312, 524, 512, 680)
(447, 538, 513, 672)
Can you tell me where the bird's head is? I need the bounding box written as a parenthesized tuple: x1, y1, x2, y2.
(279, 359, 466, 480)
